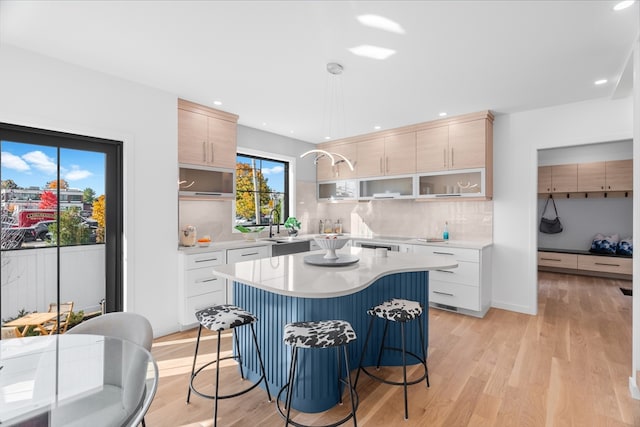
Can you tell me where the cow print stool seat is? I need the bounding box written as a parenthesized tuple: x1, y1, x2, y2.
(187, 304, 271, 427)
(278, 320, 358, 427)
(354, 298, 429, 420)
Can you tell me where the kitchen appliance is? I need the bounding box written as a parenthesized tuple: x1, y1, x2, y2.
(352, 240, 400, 252)
(178, 164, 234, 198)
(180, 225, 197, 247)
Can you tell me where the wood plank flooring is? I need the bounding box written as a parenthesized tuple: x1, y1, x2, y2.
(146, 272, 640, 426)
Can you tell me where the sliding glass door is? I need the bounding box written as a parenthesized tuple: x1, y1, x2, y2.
(1, 123, 122, 336)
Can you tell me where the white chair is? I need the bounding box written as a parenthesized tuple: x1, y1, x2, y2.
(66, 312, 155, 427)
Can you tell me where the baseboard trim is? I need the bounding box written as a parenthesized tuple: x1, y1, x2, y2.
(628, 377, 640, 400)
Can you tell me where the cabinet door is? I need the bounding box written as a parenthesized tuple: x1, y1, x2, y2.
(316, 143, 336, 181)
(577, 162, 605, 192)
(551, 164, 577, 193)
(356, 137, 385, 178)
(178, 109, 208, 165)
(416, 126, 449, 172)
(333, 143, 357, 179)
(605, 159, 633, 191)
(448, 119, 487, 170)
(207, 117, 237, 169)
(384, 132, 416, 175)
(538, 166, 552, 194)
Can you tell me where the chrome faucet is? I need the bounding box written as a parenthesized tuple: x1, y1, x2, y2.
(269, 208, 280, 238)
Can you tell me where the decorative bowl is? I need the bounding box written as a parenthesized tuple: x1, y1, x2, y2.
(314, 235, 350, 259)
(235, 225, 265, 241)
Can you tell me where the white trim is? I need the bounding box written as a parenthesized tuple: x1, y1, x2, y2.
(629, 377, 640, 400)
(234, 146, 297, 229)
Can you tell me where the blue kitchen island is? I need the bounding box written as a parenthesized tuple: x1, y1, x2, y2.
(211, 247, 457, 412)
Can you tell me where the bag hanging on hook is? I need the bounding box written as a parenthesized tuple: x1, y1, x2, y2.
(539, 196, 563, 234)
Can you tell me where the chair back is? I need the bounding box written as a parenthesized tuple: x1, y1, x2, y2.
(46, 301, 74, 334)
(67, 312, 153, 351)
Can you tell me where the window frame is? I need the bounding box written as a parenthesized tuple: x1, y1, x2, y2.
(234, 147, 296, 231)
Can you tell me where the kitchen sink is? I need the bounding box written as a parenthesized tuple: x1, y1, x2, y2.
(262, 238, 311, 256)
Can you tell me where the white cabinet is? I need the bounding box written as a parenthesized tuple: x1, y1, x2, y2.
(178, 250, 227, 329)
(226, 245, 270, 303)
(412, 245, 492, 317)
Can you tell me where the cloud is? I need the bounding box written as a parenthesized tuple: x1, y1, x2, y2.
(22, 150, 57, 174)
(262, 166, 284, 175)
(65, 166, 93, 181)
(1, 151, 30, 171)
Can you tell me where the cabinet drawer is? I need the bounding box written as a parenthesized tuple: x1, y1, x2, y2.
(577, 255, 632, 275)
(538, 252, 577, 269)
(185, 291, 226, 323)
(227, 246, 269, 263)
(430, 261, 479, 286)
(187, 268, 225, 297)
(186, 250, 225, 269)
(430, 281, 480, 311)
(414, 245, 479, 262)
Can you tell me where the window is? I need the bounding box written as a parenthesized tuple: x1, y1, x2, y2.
(235, 152, 290, 227)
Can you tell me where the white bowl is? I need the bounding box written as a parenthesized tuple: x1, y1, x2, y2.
(314, 235, 350, 259)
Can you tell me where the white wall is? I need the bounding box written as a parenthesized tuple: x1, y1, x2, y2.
(492, 96, 634, 315)
(0, 45, 179, 336)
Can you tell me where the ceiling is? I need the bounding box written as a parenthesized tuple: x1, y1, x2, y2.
(1, 1, 638, 144)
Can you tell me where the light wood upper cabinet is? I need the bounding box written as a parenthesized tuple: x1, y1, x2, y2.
(538, 164, 577, 193)
(416, 118, 491, 172)
(355, 134, 415, 178)
(384, 132, 416, 175)
(550, 164, 577, 193)
(178, 98, 238, 169)
(355, 137, 385, 178)
(541, 159, 631, 194)
(417, 126, 448, 172)
(577, 162, 606, 192)
(316, 142, 357, 181)
(448, 119, 489, 170)
(538, 166, 552, 194)
(605, 159, 633, 191)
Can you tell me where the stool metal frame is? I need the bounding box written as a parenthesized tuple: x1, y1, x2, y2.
(355, 300, 429, 420)
(186, 305, 271, 427)
(277, 320, 358, 427)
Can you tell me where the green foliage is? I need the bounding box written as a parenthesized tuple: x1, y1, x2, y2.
(67, 310, 85, 329)
(48, 207, 91, 245)
(284, 217, 301, 230)
(83, 187, 96, 204)
(235, 163, 273, 221)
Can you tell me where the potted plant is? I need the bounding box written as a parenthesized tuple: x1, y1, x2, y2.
(284, 217, 301, 237)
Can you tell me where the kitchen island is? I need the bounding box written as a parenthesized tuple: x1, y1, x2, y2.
(211, 247, 457, 412)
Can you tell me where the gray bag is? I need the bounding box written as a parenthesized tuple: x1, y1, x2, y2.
(539, 197, 563, 234)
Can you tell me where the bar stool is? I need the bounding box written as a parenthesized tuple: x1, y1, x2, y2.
(277, 320, 358, 427)
(186, 304, 271, 427)
(355, 298, 429, 420)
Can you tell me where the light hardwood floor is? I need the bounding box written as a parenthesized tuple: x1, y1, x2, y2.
(146, 272, 640, 426)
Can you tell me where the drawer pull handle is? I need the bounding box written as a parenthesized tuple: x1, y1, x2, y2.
(433, 290, 454, 297)
(241, 252, 260, 256)
(435, 269, 455, 273)
(197, 278, 218, 283)
(195, 258, 218, 263)
(433, 251, 455, 256)
(594, 262, 619, 267)
(540, 257, 561, 261)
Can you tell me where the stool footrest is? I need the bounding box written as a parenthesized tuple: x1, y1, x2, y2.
(189, 354, 267, 401)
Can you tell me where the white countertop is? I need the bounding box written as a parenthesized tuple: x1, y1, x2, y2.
(178, 234, 492, 253)
(212, 247, 458, 298)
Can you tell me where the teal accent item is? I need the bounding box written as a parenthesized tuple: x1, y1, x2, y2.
(443, 222, 449, 240)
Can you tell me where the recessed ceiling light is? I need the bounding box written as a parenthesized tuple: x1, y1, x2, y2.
(594, 79, 608, 85)
(324, 136, 331, 140)
(262, 122, 267, 126)
(356, 14, 405, 34)
(439, 112, 447, 117)
(213, 100, 222, 106)
(290, 130, 294, 134)
(348, 45, 396, 60)
(613, 0, 635, 11)
(374, 125, 381, 130)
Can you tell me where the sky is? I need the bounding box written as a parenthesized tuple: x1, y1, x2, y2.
(1, 141, 105, 195)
